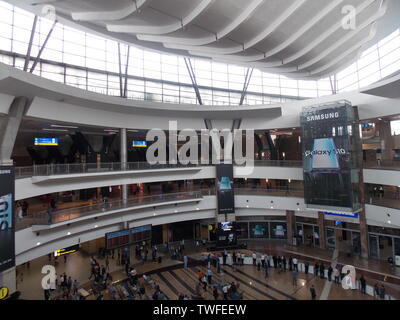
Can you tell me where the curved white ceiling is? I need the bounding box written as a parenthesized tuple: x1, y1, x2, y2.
(7, 0, 393, 79)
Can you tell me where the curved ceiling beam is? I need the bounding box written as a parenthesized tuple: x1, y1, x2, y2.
(107, 0, 213, 35)
(187, 4, 385, 72)
(137, 0, 265, 45)
(305, 50, 362, 80)
(186, 0, 375, 64)
(162, 0, 308, 55)
(71, 0, 148, 21)
(282, 0, 377, 65)
(261, 0, 343, 60)
(298, 4, 387, 71)
(309, 24, 377, 75)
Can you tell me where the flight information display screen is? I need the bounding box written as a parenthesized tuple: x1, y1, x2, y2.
(106, 225, 152, 249)
(34, 138, 59, 146)
(132, 140, 147, 147)
(300, 101, 362, 212)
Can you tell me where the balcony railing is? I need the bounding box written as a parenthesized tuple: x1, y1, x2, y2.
(14, 160, 304, 179)
(15, 190, 203, 230)
(15, 159, 400, 179)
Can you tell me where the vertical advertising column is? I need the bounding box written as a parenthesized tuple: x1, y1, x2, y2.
(215, 164, 237, 248)
(0, 166, 15, 293)
(120, 128, 128, 204)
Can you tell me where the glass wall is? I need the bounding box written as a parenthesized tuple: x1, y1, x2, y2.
(0, 1, 337, 105)
(1, 2, 399, 105)
(337, 29, 400, 92)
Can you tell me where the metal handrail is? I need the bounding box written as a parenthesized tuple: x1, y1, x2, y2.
(15, 190, 203, 230)
(14, 160, 305, 179)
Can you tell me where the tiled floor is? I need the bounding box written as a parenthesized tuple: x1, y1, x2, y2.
(16, 242, 398, 300)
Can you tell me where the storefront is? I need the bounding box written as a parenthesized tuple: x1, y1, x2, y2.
(236, 216, 287, 241)
(368, 226, 400, 263)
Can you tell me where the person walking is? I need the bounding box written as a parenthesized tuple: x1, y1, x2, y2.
(314, 262, 319, 276)
(222, 284, 229, 300)
(261, 254, 265, 268)
(359, 275, 366, 294)
(310, 285, 317, 300)
(379, 285, 385, 300)
(183, 255, 188, 269)
(213, 286, 219, 300)
(292, 257, 298, 271)
(282, 256, 287, 271)
(207, 268, 213, 285)
(319, 263, 325, 279)
(252, 252, 257, 266)
(328, 266, 333, 281)
(304, 260, 309, 274)
(264, 261, 269, 279)
(333, 267, 340, 284)
(292, 269, 298, 287)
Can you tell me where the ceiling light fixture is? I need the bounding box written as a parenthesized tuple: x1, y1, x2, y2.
(51, 124, 78, 129)
(43, 128, 68, 132)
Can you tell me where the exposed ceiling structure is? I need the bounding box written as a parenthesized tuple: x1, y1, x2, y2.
(6, 0, 396, 79)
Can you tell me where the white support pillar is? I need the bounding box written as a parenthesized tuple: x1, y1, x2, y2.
(0, 97, 28, 165)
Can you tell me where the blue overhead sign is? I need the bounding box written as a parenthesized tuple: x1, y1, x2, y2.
(34, 138, 58, 146)
(132, 140, 147, 147)
(324, 211, 359, 218)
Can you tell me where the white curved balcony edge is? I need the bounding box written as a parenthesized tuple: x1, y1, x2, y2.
(15, 194, 400, 265)
(1, 63, 400, 130)
(15, 165, 400, 200)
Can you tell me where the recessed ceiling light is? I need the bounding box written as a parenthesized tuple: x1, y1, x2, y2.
(104, 129, 119, 132)
(94, 225, 98, 228)
(43, 128, 68, 132)
(67, 232, 71, 235)
(36, 242, 41, 246)
(51, 124, 78, 129)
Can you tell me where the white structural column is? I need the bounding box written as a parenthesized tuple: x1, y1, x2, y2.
(0, 97, 28, 165)
(120, 128, 128, 204)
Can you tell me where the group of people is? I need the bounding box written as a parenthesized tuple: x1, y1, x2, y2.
(43, 271, 79, 300)
(195, 268, 243, 300)
(15, 200, 29, 219)
(88, 256, 112, 290)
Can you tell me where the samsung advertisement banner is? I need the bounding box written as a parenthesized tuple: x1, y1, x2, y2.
(300, 101, 362, 213)
(0, 166, 15, 273)
(215, 164, 235, 215)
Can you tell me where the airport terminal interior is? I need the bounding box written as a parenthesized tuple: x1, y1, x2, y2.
(1, 0, 400, 301)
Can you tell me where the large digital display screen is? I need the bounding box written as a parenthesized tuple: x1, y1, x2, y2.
(34, 138, 58, 146)
(106, 225, 152, 250)
(216, 221, 237, 247)
(0, 166, 15, 273)
(130, 225, 152, 243)
(215, 164, 235, 215)
(300, 101, 362, 212)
